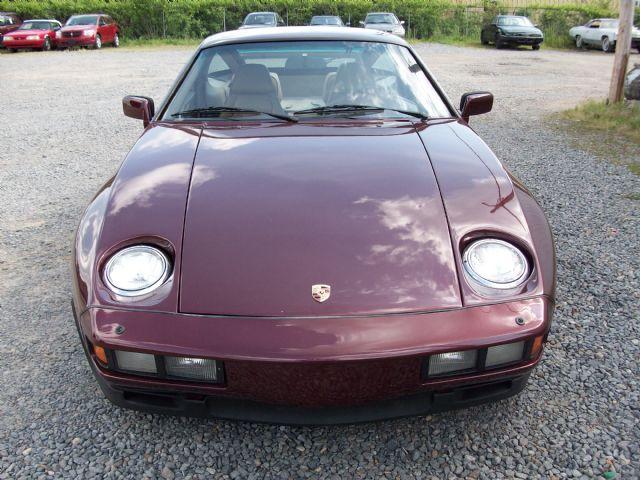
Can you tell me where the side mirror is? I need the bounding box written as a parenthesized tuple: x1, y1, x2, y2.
(400, 20, 405, 25)
(123, 95, 154, 127)
(460, 91, 493, 122)
(359, 20, 365, 26)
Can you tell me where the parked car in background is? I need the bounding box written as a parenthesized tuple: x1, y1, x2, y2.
(481, 15, 543, 50)
(309, 15, 347, 27)
(56, 14, 119, 49)
(0, 12, 21, 46)
(73, 27, 555, 424)
(2, 19, 62, 52)
(569, 18, 640, 53)
(360, 12, 405, 37)
(239, 12, 285, 29)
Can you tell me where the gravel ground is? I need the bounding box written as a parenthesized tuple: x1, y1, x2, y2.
(0, 43, 638, 479)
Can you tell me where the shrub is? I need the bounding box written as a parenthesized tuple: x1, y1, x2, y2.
(0, 0, 616, 45)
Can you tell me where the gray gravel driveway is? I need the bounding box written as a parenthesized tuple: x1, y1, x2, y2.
(0, 43, 638, 479)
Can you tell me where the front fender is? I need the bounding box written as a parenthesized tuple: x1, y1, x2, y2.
(72, 179, 112, 314)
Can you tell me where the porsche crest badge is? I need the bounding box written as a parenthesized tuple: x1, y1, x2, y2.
(312, 284, 331, 303)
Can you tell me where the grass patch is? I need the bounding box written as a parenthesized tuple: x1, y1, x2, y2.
(562, 100, 640, 145)
(419, 35, 482, 48)
(120, 37, 201, 48)
(559, 100, 640, 177)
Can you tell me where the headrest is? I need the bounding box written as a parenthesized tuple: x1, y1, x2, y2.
(230, 64, 275, 95)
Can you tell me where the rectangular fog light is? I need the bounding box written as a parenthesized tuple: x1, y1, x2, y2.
(115, 350, 157, 374)
(428, 350, 477, 377)
(486, 341, 525, 368)
(165, 356, 219, 382)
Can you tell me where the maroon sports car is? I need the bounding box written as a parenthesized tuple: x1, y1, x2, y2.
(72, 27, 555, 424)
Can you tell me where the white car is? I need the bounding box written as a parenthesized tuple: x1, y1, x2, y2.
(359, 12, 405, 38)
(569, 18, 640, 53)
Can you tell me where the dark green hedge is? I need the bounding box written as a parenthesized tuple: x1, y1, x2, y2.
(0, 0, 618, 46)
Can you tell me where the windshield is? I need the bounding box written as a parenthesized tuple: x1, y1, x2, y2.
(244, 14, 275, 25)
(18, 21, 53, 30)
(163, 41, 450, 121)
(365, 14, 396, 24)
(66, 15, 98, 26)
(497, 17, 533, 27)
(310, 17, 342, 26)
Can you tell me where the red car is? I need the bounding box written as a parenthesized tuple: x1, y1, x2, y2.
(2, 19, 62, 52)
(72, 28, 556, 424)
(56, 13, 119, 49)
(0, 11, 21, 46)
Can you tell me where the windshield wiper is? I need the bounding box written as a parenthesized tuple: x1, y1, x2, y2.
(171, 106, 297, 122)
(294, 104, 428, 120)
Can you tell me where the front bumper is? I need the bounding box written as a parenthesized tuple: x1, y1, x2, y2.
(2, 38, 46, 49)
(502, 36, 543, 45)
(74, 296, 551, 424)
(57, 36, 94, 47)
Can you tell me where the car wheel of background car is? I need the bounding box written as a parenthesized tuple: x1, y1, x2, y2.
(113, 33, 119, 48)
(42, 37, 51, 52)
(575, 35, 584, 49)
(601, 36, 613, 53)
(495, 35, 504, 49)
(7, 48, 16, 53)
(532, 44, 540, 50)
(94, 34, 102, 50)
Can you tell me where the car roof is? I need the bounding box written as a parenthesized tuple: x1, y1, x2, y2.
(24, 19, 60, 22)
(312, 15, 340, 18)
(201, 26, 408, 49)
(497, 15, 528, 18)
(366, 12, 396, 15)
(246, 12, 276, 15)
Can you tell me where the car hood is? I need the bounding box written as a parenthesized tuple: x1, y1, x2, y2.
(179, 122, 461, 316)
(96, 121, 536, 316)
(365, 23, 402, 31)
(6, 29, 49, 35)
(61, 25, 94, 32)
(239, 24, 275, 29)
(500, 25, 542, 35)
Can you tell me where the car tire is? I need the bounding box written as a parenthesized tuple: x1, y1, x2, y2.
(94, 34, 102, 50)
(575, 35, 584, 49)
(113, 33, 120, 48)
(602, 36, 613, 53)
(7, 48, 16, 53)
(495, 35, 505, 49)
(42, 37, 52, 52)
(532, 44, 540, 50)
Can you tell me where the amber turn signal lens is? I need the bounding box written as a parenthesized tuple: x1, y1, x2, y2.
(530, 335, 544, 359)
(94, 345, 108, 365)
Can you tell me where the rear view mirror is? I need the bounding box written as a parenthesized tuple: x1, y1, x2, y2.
(123, 95, 155, 127)
(359, 20, 365, 26)
(460, 91, 493, 122)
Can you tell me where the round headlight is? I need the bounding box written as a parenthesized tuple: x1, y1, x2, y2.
(104, 245, 170, 296)
(462, 239, 529, 290)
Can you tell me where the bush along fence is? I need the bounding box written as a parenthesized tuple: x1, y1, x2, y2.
(0, 0, 627, 48)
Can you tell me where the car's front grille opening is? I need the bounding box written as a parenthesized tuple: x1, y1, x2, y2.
(459, 380, 513, 402)
(122, 391, 178, 409)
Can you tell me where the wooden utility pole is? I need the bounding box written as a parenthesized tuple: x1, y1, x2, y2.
(608, 0, 636, 103)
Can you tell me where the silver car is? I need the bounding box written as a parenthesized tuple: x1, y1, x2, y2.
(569, 18, 640, 53)
(360, 12, 405, 37)
(239, 12, 285, 30)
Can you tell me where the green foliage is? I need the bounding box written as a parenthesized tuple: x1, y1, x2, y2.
(0, 0, 616, 45)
